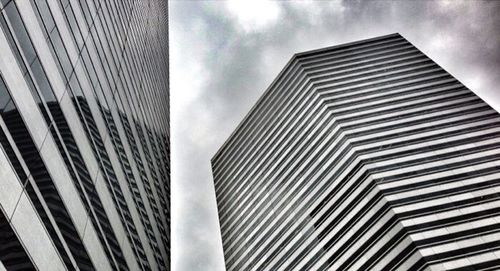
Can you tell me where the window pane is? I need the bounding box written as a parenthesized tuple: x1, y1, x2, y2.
(0, 15, 27, 75)
(49, 28, 72, 79)
(64, 4, 83, 48)
(32, 0, 55, 37)
(0, 77, 10, 111)
(0, 208, 36, 270)
(4, 3, 36, 65)
(30, 57, 56, 103)
(0, 0, 12, 9)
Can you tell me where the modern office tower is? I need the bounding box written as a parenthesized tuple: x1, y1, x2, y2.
(212, 33, 500, 271)
(0, 0, 169, 270)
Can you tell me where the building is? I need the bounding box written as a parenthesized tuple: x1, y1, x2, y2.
(0, 0, 169, 270)
(212, 33, 500, 270)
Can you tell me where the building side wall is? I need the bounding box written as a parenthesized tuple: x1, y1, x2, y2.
(0, 0, 169, 270)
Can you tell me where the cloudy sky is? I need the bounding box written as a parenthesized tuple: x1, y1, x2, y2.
(169, 1, 500, 270)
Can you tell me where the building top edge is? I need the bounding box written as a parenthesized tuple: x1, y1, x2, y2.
(295, 32, 402, 59)
(210, 32, 403, 164)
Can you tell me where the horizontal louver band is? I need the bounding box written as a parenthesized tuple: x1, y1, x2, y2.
(212, 33, 500, 271)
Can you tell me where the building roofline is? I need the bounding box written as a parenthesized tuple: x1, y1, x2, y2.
(211, 33, 403, 163)
(211, 54, 299, 162)
(294, 32, 401, 58)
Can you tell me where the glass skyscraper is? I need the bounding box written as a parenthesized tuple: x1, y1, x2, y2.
(212, 33, 500, 270)
(0, 0, 169, 270)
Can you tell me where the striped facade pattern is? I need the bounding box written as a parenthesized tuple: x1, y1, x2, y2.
(0, 0, 169, 270)
(212, 33, 500, 271)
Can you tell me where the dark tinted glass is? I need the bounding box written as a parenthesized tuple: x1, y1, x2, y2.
(0, 208, 36, 271)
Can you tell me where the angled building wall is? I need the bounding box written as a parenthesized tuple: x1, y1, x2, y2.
(212, 33, 500, 270)
(0, 0, 169, 270)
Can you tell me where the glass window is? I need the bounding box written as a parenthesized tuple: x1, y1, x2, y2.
(68, 72, 84, 97)
(23, 71, 51, 124)
(78, 0, 92, 26)
(30, 58, 57, 103)
(60, 0, 69, 9)
(64, 3, 83, 48)
(81, 47, 99, 87)
(49, 28, 72, 79)
(0, 77, 10, 111)
(0, 208, 36, 270)
(3, 3, 37, 65)
(0, 127, 28, 184)
(2, 99, 15, 113)
(0, 0, 12, 9)
(0, 14, 27, 75)
(33, 0, 55, 37)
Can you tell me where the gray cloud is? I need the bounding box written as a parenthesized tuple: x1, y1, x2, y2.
(170, 1, 500, 270)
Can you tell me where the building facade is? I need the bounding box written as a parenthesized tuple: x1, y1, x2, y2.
(0, 0, 169, 270)
(212, 33, 500, 270)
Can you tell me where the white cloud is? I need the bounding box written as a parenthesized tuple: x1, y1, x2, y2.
(429, 33, 453, 50)
(170, 19, 209, 110)
(225, 0, 282, 32)
(288, 0, 345, 25)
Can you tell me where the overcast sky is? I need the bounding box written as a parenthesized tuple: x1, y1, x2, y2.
(169, 1, 500, 270)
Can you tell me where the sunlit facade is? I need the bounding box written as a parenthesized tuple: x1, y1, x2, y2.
(0, 0, 169, 270)
(212, 33, 500, 270)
